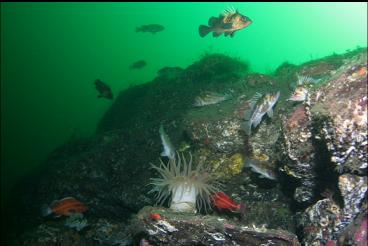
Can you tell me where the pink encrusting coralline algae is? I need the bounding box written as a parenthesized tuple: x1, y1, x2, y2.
(354, 216, 367, 246)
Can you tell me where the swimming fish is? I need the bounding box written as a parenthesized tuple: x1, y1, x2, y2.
(130, 60, 147, 70)
(211, 192, 246, 213)
(136, 24, 165, 34)
(244, 158, 277, 180)
(287, 86, 309, 102)
(288, 74, 317, 102)
(94, 79, 113, 100)
(193, 91, 232, 107)
(241, 91, 280, 135)
(199, 7, 252, 38)
(159, 124, 176, 160)
(41, 197, 88, 217)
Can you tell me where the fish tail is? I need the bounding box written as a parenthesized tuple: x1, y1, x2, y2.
(159, 124, 164, 135)
(243, 159, 251, 170)
(240, 121, 252, 135)
(199, 25, 211, 37)
(241, 107, 254, 135)
(41, 204, 52, 217)
(224, 92, 233, 100)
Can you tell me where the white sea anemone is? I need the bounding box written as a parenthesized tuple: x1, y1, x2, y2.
(149, 151, 221, 213)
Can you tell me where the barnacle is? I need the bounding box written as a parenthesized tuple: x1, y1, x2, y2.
(149, 151, 221, 213)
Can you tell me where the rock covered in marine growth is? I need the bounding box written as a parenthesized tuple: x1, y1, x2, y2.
(14, 217, 132, 245)
(131, 206, 300, 246)
(7, 48, 367, 246)
(310, 52, 367, 175)
(183, 106, 243, 155)
(278, 49, 367, 245)
(6, 53, 251, 244)
(280, 49, 367, 204)
(336, 210, 367, 246)
(296, 174, 367, 245)
(281, 103, 317, 204)
(297, 198, 342, 245)
(338, 174, 367, 227)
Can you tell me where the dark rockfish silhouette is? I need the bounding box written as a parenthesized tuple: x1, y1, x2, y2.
(199, 7, 252, 38)
(136, 24, 165, 34)
(94, 79, 113, 100)
(130, 60, 147, 70)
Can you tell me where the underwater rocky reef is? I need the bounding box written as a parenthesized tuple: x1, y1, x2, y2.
(5, 48, 367, 245)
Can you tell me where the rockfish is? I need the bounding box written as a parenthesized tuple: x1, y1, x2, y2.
(288, 86, 308, 102)
(95, 79, 113, 100)
(244, 158, 277, 180)
(193, 91, 232, 107)
(199, 7, 252, 38)
(211, 192, 246, 213)
(288, 74, 318, 102)
(41, 197, 88, 217)
(136, 24, 165, 34)
(241, 91, 280, 135)
(159, 124, 175, 160)
(130, 60, 147, 70)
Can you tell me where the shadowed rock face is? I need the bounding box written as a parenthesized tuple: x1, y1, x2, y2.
(5, 49, 367, 245)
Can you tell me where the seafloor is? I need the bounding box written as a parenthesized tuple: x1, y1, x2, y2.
(5, 48, 367, 246)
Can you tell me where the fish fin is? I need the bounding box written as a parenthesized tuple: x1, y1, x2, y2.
(199, 25, 211, 37)
(208, 17, 218, 26)
(240, 121, 252, 135)
(213, 31, 222, 37)
(50, 200, 60, 208)
(230, 31, 236, 38)
(249, 93, 262, 108)
(223, 6, 237, 16)
(267, 109, 274, 118)
(243, 159, 250, 169)
(224, 93, 232, 100)
(59, 197, 76, 202)
(41, 205, 52, 217)
(224, 32, 230, 37)
(159, 124, 164, 135)
(243, 108, 253, 121)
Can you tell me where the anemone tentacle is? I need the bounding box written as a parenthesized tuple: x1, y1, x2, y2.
(149, 151, 221, 213)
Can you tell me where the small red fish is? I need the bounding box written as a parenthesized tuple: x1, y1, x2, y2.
(150, 213, 162, 220)
(212, 192, 245, 213)
(41, 197, 88, 217)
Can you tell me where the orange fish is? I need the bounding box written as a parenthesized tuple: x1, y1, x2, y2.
(212, 192, 245, 213)
(41, 197, 88, 217)
(150, 213, 162, 220)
